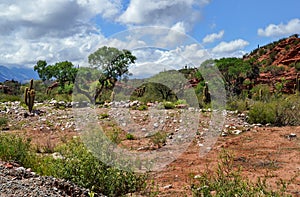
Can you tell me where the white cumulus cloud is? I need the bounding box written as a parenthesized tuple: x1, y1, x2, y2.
(212, 39, 249, 54)
(118, 0, 210, 29)
(258, 18, 300, 37)
(202, 30, 224, 44)
(129, 43, 210, 78)
(0, 0, 121, 67)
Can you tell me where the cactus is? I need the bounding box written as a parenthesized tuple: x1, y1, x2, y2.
(296, 73, 300, 94)
(258, 88, 262, 100)
(110, 90, 115, 102)
(202, 82, 211, 104)
(24, 79, 35, 113)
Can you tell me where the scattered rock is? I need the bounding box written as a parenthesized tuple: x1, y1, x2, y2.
(163, 184, 173, 189)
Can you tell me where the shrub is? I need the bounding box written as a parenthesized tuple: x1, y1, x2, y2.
(274, 95, 300, 126)
(0, 94, 21, 102)
(126, 133, 135, 140)
(175, 99, 187, 105)
(248, 101, 276, 124)
(227, 98, 249, 112)
(295, 62, 300, 71)
(250, 84, 271, 102)
(49, 138, 147, 196)
(191, 150, 290, 196)
(0, 133, 33, 166)
(150, 131, 167, 148)
(0, 116, 8, 127)
(0, 133, 147, 196)
(163, 101, 175, 109)
(132, 104, 148, 111)
(35, 92, 51, 103)
(248, 95, 300, 126)
(99, 113, 109, 119)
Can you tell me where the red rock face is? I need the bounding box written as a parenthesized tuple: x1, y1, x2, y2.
(246, 35, 300, 94)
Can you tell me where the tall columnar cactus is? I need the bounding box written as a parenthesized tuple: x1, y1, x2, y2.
(24, 79, 35, 113)
(110, 90, 115, 102)
(296, 73, 300, 94)
(258, 88, 263, 100)
(202, 82, 211, 104)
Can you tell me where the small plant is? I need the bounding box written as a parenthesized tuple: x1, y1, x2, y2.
(0, 133, 32, 166)
(125, 133, 135, 140)
(99, 113, 109, 119)
(191, 150, 290, 196)
(248, 101, 276, 124)
(163, 101, 175, 109)
(295, 62, 300, 71)
(109, 128, 122, 144)
(175, 99, 187, 105)
(150, 131, 167, 148)
(137, 104, 148, 111)
(250, 84, 271, 102)
(0, 116, 8, 128)
(0, 94, 21, 102)
(24, 79, 35, 113)
(132, 104, 148, 111)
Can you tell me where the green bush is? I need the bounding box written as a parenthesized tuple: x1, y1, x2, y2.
(191, 150, 290, 196)
(0, 133, 147, 196)
(295, 62, 300, 71)
(131, 104, 148, 111)
(49, 138, 147, 196)
(0, 116, 8, 127)
(250, 84, 271, 102)
(163, 101, 175, 109)
(274, 95, 300, 126)
(174, 99, 186, 105)
(99, 113, 109, 119)
(0, 133, 33, 166)
(248, 101, 276, 124)
(150, 131, 167, 148)
(0, 94, 21, 102)
(126, 133, 135, 140)
(247, 95, 300, 126)
(227, 98, 249, 112)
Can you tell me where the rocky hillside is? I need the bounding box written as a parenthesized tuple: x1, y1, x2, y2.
(245, 34, 300, 93)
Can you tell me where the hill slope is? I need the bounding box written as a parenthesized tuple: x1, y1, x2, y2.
(245, 34, 300, 93)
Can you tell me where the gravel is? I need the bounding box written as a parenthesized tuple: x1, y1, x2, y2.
(0, 162, 105, 197)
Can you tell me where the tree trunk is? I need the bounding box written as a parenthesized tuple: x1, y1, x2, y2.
(74, 83, 94, 104)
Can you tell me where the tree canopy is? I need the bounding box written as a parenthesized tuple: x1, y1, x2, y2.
(34, 60, 78, 88)
(75, 46, 137, 103)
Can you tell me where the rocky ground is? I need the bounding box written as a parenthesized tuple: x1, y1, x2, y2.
(0, 161, 94, 197)
(0, 100, 300, 196)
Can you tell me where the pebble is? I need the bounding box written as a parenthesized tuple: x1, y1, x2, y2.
(0, 165, 100, 196)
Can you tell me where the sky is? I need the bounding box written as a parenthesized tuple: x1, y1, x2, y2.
(0, 0, 300, 77)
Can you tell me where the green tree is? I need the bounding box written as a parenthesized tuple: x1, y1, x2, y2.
(52, 61, 78, 88)
(87, 46, 136, 102)
(34, 60, 78, 89)
(215, 58, 252, 97)
(34, 60, 49, 82)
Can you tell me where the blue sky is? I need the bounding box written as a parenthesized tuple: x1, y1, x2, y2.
(0, 0, 299, 77)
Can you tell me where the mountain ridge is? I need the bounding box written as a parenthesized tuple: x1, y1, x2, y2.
(0, 65, 39, 83)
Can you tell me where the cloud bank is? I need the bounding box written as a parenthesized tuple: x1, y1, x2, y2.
(258, 18, 300, 37)
(202, 30, 224, 44)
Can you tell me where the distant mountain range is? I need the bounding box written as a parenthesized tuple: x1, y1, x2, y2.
(0, 65, 39, 83)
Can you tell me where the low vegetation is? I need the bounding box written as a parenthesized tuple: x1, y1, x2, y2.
(0, 133, 147, 196)
(191, 150, 293, 197)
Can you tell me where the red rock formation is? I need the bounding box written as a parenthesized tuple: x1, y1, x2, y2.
(246, 35, 300, 94)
